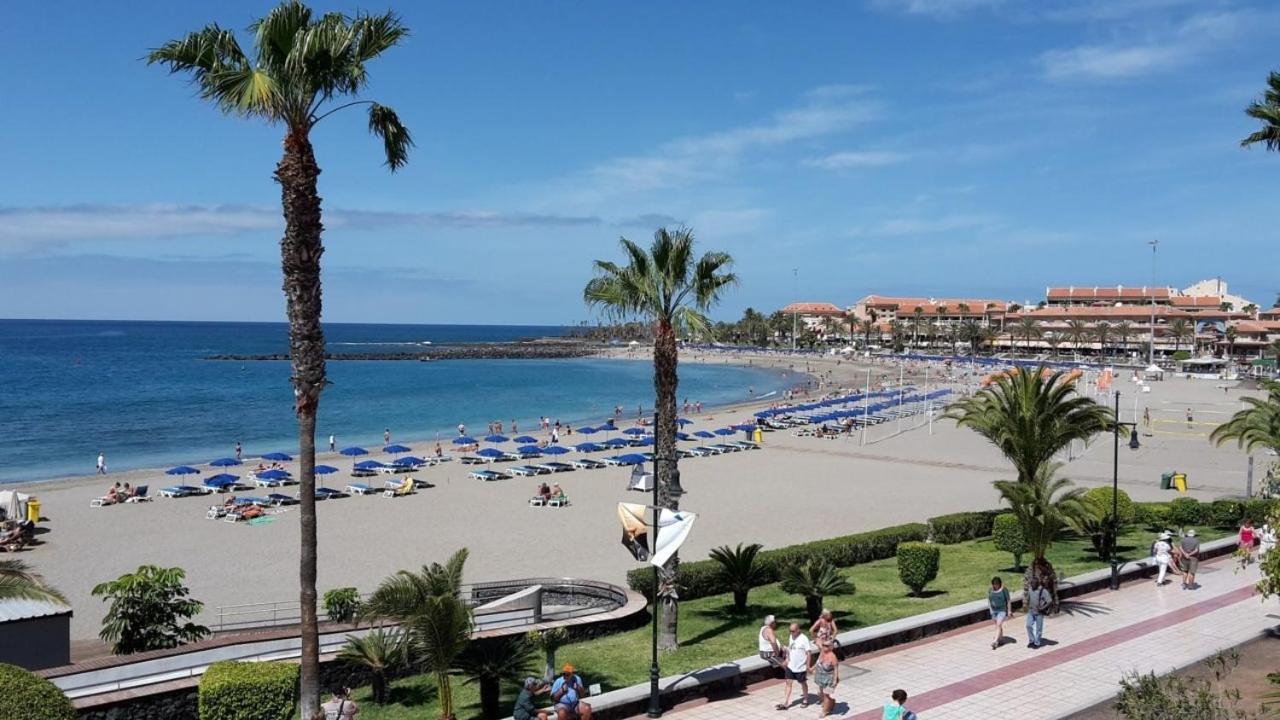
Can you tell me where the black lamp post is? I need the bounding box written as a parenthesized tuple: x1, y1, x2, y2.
(1110, 391, 1137, 590)
(648, 457, 684, 717)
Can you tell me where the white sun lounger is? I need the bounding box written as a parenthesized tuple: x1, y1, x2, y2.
(534, 462, 575, 473)
(570, 459, 607, 470)
(345, 483, 377, 495)
(469, 469, 508, 481)
(508, 465, 550, 477)
(460, 456, 488, 465)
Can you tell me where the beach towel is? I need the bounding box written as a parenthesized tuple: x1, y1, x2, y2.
(617, 502, 650, 561)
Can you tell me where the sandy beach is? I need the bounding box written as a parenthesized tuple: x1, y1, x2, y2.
(6, 351, 1263, 645)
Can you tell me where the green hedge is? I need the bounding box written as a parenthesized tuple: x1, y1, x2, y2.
(1134, 502, 1171, 530)
(199, 661, 298, 720)
(897, 542, 940, 596)
(1168, 498, 1206, 530)
(627, 523, 928, 601)
(927, 510, 1003, 544)
(1082, 487, 1135, 525)
(0, 664, 75, 720)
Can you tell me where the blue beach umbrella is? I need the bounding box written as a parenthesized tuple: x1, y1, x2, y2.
(314, 465, 339, 475)
(512, 435, 538, 444)
(676, 432, 692, 441)
(393, 456, 426, 467)
(517, 445, 543, 455)
(355, 460, 387, 470)
(205, 473, 239, 486)
(733, 424, 756, 431)
(383, 444, 412, 454)
(714, 428, 736, 436)
(577, 426, 599, 435)
(623, 427, 648, 436)
(476, 448, 505, 458)
(604, 437, 631, 448)
(694, 430, 716, 439)
(340, 446, 369, 457)
(483, 434, 509, 443)
(261, 452, 293, 462)
(453, 436, 477, 445)
(677, 418, 693, 426)
(541, 445, 570, 455)
(258, 469, 291, 480)
(209, 458, 241, 467)
(575, 442, 603, 452)
(637, 437, 655, 446)
(166, 465, 201, 476)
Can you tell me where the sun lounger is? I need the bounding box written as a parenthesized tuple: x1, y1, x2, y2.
(125, 485, 153, 502)
(529, 495, 547, 507)
(469, 469, 508, 481)
(548, 495, 570, 508)
(494, 452, 520, 463)
(691, 446, 723, 456)
(710, 443, 741, 453)
(89, 495, 117, 507)
(314, 487, 347, 500)
(350, 467, 378, 478)
(204, 477, 240, 493)
(266, 493, 298, 506)
(383, 480, 416, 497)
(727, 440, 760, 450)
(534, 462, 575, 473)
(253, 476, 288, 488)
(507, 465, 550, 477)
(345, 483, 377, 495)
(160, 485, 208, 498)
(570, 459, 606, 470)
(460, 455, 488, 465)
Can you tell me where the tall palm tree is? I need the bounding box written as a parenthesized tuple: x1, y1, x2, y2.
(978, 325, 998, 354)
(584, 228, 735, 650)
(1168, 318, 1193, 355)
(859, 318, 876, 349)
(993, 463, 1089, 604)
(944, 367, 1114, 485)
(148, 6, 412, 713)
(457, 635, 539, 720)
(0, 560, 66, 604)
(911, 307, 925, 349)
(1210, 379, 1280, 462)
(959, 319, 982, 355)
(1225, 325, 1239, 358)
(1065, 319, 1090, 357)
(1014, 317, 1041, 353)
(1241, 71, 1280, 151)
(1113, 321, 1134, 359)
(1092, 322, 1112, 358)
(1042, 331, 1061, 358)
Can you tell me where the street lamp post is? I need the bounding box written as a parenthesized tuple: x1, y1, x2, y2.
(1110, 391, 1138, 590)
(1148, 240, 1159, 365)
(647, 454, 684, 717)
(791, 268, 799, 351)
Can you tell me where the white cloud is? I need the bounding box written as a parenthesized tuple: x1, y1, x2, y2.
(854, 213, 997, 237)
(1040, 44, 1181, 80)
(804, 150, 909, 170)
(869, 0, 1008, 19)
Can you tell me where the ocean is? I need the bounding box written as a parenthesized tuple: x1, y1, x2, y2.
(0, 319, 790, 483)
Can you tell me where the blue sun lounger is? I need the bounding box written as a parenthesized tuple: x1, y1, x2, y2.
(267, 493, 298, 506)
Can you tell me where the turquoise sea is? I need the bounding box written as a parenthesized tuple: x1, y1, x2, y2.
(0, 320, 789, 483)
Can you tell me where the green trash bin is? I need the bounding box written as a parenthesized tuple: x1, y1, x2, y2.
(1160, 472, 1174, 490)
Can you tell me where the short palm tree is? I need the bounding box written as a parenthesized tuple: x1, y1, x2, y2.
(584, 228, 735, 651)
(1015, 317, 1042, 353)
(362, 548, 469, 621)
(0, 560, 66, 604)
(1225, 325, 1239, 358)
(337, 628, 406, 703)
(1113, 321, 1134, 358)
(148, 5, 412, 712)
(1210, 379, 1280, 456)
(1241, 71, 1280, 151)
(781, 558, 855, 625)
(944, 367, 1114, 485)
(709, 543, 766, 613)
(994, 463, 1089, 604)
(411, 594, 473, 720)
(1168, 318, 1193, 355)
(1092, 322, 1112, 357)
(1042, 331, 1061, 357)
(959, 319, 982, 355)
(1065, 319, 1090, 356)
(457, 635, 539, 720)
(859, 318, 877, 348)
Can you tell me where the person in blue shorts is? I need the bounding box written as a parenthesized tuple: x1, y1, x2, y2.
(549, 664, 592, 720)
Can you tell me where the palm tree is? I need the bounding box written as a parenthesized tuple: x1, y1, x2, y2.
(337, 628, 406, 703)
(911, 307, 926, 349)
(0, 560, 66, 604)
(1241, 71, 1280, 151)
(1092, 322, 1112, 358)
(958, 319, 982, 355)
(1014, 317, 1041, 353)
(993, 463, 1089, 605)
(457, 635, 539, 720)
(957, 302, 971, 317)
(1113, 321, 1134, 359)
(1243, 303, 1259, 318)
(978, 326, 998, 355)
(362, 548, 469, 620)
(584, 228, 735, 651)
(934, 306, 947, 349)
(1065, 319, 1090, 357)
(709, 543, 766, 613)
(780, 559, 855, 624)
(1042, 332, 1061, 358)
(890, 320, 909, 353)
(859, 318, 876, 349)
(944, 367, 1114, 485)
(1168, 318, 1193, 355)
(411, 594, 472, 720)
(1211, 379, 1280, 456)
(148, 6, 413, 712)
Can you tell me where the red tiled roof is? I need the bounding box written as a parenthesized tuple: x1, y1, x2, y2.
(1261, 308, 1280, 319)
(1231, 321, 1279, 335)
(1170, 296, 1223, 307)
(780, 302, 845, 316)
(1046, 286, 1172, 300)
(1008, 306, 1192, 320)
(859, 295, 1007, 313)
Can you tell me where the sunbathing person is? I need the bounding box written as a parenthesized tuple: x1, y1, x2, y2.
(103, 482, 123, 505)
(394, 477, 415, 495)
(550, 483, 565, 500)
(0, 524, 24, 550)
(238, 504, 265, 521)
(537, 483, 552, 501)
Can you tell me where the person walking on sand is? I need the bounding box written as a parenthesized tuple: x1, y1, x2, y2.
(96, 452, 106, 475)
(235, 441, 242, 461)
(1186, 407, 1194, 429)
(1153, 532, 1173, 586)
(384, 428, 391, 444)
(778, 623, 813, 710)
(329, 434, 336, 452)
(1181, 529, 1201, 590)
(1025, 576, 1051, 649)
(988, 576, 1011, 649)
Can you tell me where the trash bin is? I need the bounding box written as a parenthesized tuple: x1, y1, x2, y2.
(752, 427, 763, 445)
(1173, 473, 1188, 493)
(26, 498, 40, 524)
(1160, 472, 1174, 490)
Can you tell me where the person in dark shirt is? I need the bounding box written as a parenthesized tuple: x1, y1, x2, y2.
(512, 677, 547, 720)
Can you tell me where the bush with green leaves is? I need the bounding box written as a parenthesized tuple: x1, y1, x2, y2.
(198, 661, 298, 720)
(927, 510, 1002, 544)
(1167, 497, 1205, 531)
(457, 635, 538, 720)
(0, 663, 75, 720)
(896, 542, 940, 596)
(1114, 652, 1257, 719)
(992, 513, 1028, 570)
(1134, 502, 1171, 530)
(1208, 500, 1243, 528)
(708, 543, 766, 612)
(1243, 499, 1278, 526)
(91, 565, 209, 655)
(323, 587, 361, 624)
(1081, 487, 1135, 525)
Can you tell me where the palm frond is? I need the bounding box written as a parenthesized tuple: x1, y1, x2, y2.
(352, 11, 410, 63)
(0, 560, 66, 604)
(368, 103, 413, 171)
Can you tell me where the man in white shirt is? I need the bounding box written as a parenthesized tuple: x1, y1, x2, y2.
(778, 623, 813, 710)
(96, 453, 106, 475)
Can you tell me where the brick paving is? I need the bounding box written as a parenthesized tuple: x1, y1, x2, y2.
(652, 555, 1271, 719)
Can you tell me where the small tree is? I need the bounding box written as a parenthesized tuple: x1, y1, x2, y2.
(1114, 652, 1259, 719)
(1167, 497, 1203, 532)
(91, 565, 209, 654)
(324, 587, 362, 625)
(896, 542, 940, 596)
(337, 628, 405, 703)
(1077, 487, 1136, 559)
(992, 514, 1028, 570)
(780, 559, 855, 624)
(708, 543, 766, 613)
(526, 627, 569, 682)
(457, 635, 539, 720)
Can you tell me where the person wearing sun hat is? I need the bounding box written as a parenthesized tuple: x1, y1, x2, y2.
(550, 664, 592, 720)
(1153, 532, 1173, 586)
(1180, 529, 1201, 590)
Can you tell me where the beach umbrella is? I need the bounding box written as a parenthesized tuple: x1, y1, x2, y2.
(258, 469, 291, 480)
(210, 458, 242, 467)
(637, 437, 655, 446)
(604, 437, 631, 448)
(483, 434, 509, 443)
(714, 428, 736, 436)
(512, 435, 538, 444)
(622, 428, 648, 436)
(541, 445, 570, 455)
(383, 444, 412, 454)
(261, 452, 293, 462)
(733, 424, 756, 431)
(694, 430, 716, 439)
(206, 473, 239, 486)
(453, 436, 477, 445)
(476, 448, 505, 458)
(676, 432, 692, 441)
(516, 445, 543, 455)
(577, 426, 599, 435)
(355, 460, 387, 470)
(393, 456, 425, 467)
(314, 465, 339, 475)
(574, 442, 602, 452)
(340, 446, 369, 457)
(677, 418, 693, 426)
(165, 465, 201, 476)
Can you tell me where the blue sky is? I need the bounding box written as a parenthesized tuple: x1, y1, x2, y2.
(1, 0, 1276, 323)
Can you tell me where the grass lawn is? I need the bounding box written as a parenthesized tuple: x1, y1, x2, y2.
(355, 524, 1227, 719)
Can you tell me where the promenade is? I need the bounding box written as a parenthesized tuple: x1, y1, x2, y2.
(649, 554, 1273, 719)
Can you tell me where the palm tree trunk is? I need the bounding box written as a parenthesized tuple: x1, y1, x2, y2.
(275, 130, 325, 720)
(653, 320, 680, 651)
(480, 677, 500, 720)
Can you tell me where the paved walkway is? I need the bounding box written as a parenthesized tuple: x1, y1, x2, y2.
(653, 555, 1274, 720)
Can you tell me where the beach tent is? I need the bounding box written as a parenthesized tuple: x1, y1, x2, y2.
(0, 491, 29, 523)
(628, 463, 654, 492)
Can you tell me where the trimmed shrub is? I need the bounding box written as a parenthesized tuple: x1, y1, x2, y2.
(323, 587, 361, 624)
(0, 663, 75, 720)
(992, 513, 1028, 570)
(1242, 499, 1279, 526)
(1167, 498, 1205, 530)
(627, 522, 928, 601)
(1134, 502, 1171, 530)
(896, 542, 940, 596)
(1082, 487, 1136, 525)
(927, 510, 1003, 544)
(198, 661, 298, 720)
(1208, 500, 1244, 528)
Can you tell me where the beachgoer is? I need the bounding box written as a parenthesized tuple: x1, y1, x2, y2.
(1142, 407, 1150, 428)
(1240, 519, 1256, 562)
(329, 434, 336, 452)
(235, 441, 242, 460)
(549, 664, 592, 720)
(758, 614, 782, 666)
(384, 428, 391, 444)
(513, 677, 547, 720)
(1153, 532, 1173, 586)
(458, 423, 466, 436)
(810, 608, 837, 647)
(97, 453, 106, 475)
(434, 443, 443, 458)
(779, 623, 812, 710)
(1181, 529, 1201, 589)
(1186, 408, 1193, 428)
(103, 482, 121, 504)
(881, 689, 916, 720)
(551, 428, 560, 444)
(1025, 576, 1051, 649)
(1260, 524, 1277, 559)
(988, 576, 1011, 649)
(512, 419, 518, 434)
(122, 482, 133, 499)
(813, 639, 840, 717)
(321, 687, 359, 719)
(550, 483, 564, 500)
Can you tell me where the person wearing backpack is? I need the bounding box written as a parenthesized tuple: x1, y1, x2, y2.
(321, 687, 359, 719)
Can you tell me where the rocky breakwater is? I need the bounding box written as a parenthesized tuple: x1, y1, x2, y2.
(205, 339, 603, 362)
